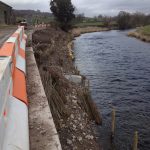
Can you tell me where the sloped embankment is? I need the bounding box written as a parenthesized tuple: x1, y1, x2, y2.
(32, 27, 102, 150)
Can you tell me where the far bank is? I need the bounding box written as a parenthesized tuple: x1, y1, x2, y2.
(128, 25, 150, 42)
(71, 26, 110, 37)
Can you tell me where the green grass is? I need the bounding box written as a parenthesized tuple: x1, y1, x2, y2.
(73, 22, 104, 28)
(139, 25, 150, 36)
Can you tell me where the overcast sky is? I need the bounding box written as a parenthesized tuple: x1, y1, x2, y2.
(3, 0, 150, 16)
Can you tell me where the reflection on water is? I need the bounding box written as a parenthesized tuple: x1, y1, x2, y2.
(74, 30, 150, 150)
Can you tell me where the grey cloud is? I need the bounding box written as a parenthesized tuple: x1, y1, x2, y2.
(72, 0, 150, 16)
(2, 0, 150, 16)
(3, 0, 50, 12)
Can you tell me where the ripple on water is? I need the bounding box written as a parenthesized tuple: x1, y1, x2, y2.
(74, 30, 150, 150)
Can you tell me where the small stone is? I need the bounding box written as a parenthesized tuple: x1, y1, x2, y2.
(40, 130, 46, 135)
(67, 139, 72, 145)
(78, 136, 82, 141)
(73, 146, 77, 150)
(30, 125, 33, 129)
(61, 124, 65, 128)
(80, 123, 83, 127)
(70, 114, 74, 119)
(72, 96, 76, 99)
(73, 125, 76, 129)
(73, 106, 76, 109)
(85, 135, 94, 140)
(74, 120, 77, 123)
(72, 100, 77, 104)
(72, 135, 75, 139)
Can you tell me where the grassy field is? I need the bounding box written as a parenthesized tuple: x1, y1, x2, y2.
(128, 25, 150, 42)
(73, 21, 118, 28)
(138, 25, 150, 36)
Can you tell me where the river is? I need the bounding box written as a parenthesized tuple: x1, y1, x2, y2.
(73, 30, 150, 150)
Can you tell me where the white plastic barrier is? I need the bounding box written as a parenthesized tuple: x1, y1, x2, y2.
(0, 26, 29, 150)
(2, 97, 29, 150)
(0, 57, 12, 149)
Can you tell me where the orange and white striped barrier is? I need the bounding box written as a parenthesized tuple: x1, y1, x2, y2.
(34, 24, 49, 29)
(0, 26, 29, 150)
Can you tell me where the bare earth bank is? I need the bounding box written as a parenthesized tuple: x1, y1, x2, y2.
(32, 26, 104, 150)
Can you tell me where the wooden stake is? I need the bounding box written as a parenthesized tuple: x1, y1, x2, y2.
(88, 80, 90, 88)
(133, 131, 138, 150)
(111, 108, 116, 140)
(75, 66, 77, 70)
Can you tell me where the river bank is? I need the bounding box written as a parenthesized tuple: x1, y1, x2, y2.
(128, 26, 150, 42)
(67, 27, 110, 61)
(32, 26, 103, 150)
(71, 26, 110, 37)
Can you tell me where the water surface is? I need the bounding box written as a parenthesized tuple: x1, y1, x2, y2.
(74, 30, 150, 150)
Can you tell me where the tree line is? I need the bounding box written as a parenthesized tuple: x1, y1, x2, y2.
(76, 11, 150, 29)
(50, 0, 150, 31)
(117, 11, 150, 30)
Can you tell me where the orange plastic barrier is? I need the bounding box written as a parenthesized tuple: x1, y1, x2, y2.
(13, 68, 28, 105)
(0, 26, 28, 107)
(0, 26, 29, 150)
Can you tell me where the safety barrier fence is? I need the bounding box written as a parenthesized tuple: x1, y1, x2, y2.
(0, 26, 29, 150)
(34, 24, 50, 28)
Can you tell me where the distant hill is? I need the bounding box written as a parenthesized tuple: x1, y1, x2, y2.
(14, 9, 53, 25)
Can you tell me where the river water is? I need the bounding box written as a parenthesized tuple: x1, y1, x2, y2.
(73, 30, 150, 150)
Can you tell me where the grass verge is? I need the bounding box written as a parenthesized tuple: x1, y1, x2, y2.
(128, 25, 150, 42)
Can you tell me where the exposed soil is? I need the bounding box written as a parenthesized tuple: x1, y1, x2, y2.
(32, 26, 102, 150)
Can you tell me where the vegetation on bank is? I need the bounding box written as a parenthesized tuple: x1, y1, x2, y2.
(139, 25, 150, 36)
(73, 21, 104, 28)
(72, 27, 109, 37)
(128, 25, 150, 42)
(32, 27, 101, 149)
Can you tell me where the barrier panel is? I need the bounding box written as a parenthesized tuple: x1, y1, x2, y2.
(34, 24, 49, 29)
(0, 26, 29, 150)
